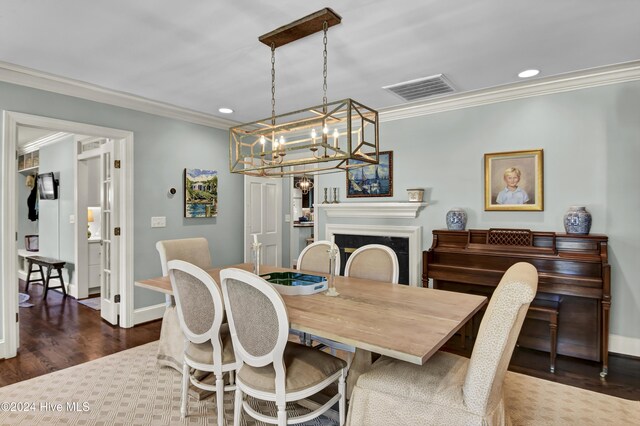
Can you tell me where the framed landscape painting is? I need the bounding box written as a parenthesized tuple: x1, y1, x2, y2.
(484, 149, 543, 211)
(184, 168, 218, 217)
(346, 151, 393, 198)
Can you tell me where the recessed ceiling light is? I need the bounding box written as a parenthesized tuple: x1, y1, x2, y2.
(518, 69, 540, 78)
(218, 107, 234, 114)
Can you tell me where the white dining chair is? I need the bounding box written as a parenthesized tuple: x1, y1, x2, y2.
(296, 240, 341, 275)
(167, 260, 239, 425)
(347, 262, 539, 426)
(220, 268, 348, 426)
(345, 244, 399, 284)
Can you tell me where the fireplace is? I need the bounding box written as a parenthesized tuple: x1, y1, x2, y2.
(326, 224, 422, 286)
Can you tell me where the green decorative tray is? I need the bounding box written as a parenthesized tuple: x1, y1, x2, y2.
(260, 272, 328, 296)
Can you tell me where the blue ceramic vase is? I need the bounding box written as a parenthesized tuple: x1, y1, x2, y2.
(446, 208, 467, 231)
(563, 206, 592, 234)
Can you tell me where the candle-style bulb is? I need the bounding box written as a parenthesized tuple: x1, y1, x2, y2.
(323, 125, 329, 134)
(260, 135, 266, 145)
(279, 135, 285, 144)
(332, 129, 339, 138)
(311, 129, 317, 138)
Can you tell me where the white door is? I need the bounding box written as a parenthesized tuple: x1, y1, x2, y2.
(100, 139, 120, 324)
(245, 175, 282, 267)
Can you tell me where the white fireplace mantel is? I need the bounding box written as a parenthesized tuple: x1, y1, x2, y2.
(317, 202, 427, 219)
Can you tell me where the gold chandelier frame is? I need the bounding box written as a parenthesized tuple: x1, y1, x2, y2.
(229, 8, 379, 177)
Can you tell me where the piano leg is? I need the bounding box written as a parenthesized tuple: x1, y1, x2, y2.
(601, 266, 611, 378)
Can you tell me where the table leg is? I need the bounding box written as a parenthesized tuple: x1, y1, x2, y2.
(347, 348, 375, 399)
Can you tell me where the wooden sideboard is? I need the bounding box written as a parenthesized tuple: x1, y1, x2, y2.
(423, 228, 610, 377)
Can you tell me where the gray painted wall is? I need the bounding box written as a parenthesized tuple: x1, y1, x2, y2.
(316, 80, 640, 341)
(0, 81, 244, 340)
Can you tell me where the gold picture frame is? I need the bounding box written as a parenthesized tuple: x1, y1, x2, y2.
(484, 149, 543, 211)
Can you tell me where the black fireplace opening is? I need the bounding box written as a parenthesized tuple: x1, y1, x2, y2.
(334, 234, 409, 285)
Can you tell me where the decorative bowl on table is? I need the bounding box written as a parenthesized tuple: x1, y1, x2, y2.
(260, 272, 327, 295)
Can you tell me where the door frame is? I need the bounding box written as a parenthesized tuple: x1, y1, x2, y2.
(1, 111, 135, 359)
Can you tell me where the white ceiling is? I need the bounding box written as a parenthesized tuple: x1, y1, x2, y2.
(1, 1, 638, 123)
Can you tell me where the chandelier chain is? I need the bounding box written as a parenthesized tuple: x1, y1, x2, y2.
(322, 21, 328, 109)
(271, 42, 276, 125)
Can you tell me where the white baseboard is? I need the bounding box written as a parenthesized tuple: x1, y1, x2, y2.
(609, 334, 640, 358)
(0, 339, 7, 359)
(133, 303, 166, 326)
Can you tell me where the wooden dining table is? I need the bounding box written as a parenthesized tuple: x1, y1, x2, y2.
(136, 263, 487, 395)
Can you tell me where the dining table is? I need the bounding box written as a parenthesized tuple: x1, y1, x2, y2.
(135, 262, 487, 396)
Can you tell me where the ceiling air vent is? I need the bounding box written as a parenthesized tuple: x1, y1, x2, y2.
(383, 74, 455, 102)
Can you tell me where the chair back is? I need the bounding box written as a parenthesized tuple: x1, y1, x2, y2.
(297, 240, 340, 275)
(156, 237, 212, 275)
(463, 262, 538, 415)
(167, 260, 224, 347)
(344, 244, 399, 284)
(220, 268, 289, 378)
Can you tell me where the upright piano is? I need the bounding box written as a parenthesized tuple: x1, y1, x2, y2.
(423, 228, 610, 376)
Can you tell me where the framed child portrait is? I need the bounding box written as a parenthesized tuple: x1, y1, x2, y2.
(484, 149, 543, 211)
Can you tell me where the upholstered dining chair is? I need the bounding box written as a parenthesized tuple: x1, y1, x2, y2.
(344, 244, 399, 284)
(156, 237, 213, 370)
(346, 262, 538, 426)
(167, 260, 238, 425)
(220, 268, 348, 426)
(315, 244, 399, 355)
(296, 240, 341, 275)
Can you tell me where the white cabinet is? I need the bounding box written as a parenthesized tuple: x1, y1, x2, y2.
(88, 241, 102, 293)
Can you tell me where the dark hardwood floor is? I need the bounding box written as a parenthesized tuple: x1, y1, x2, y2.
(2, 281, 638, 402)
(442, 333, 640, 401)
(0, 281, 161, 387)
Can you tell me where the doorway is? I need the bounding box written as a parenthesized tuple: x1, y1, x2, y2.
(1, 112, 135, 359)
(289, 175, 317, 267)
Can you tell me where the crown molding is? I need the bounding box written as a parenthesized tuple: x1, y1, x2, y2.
(19, 132, 71, 154)
(380, 60, 640, 122)
(3, 59, 638, 129)
(0, 61, 238, 130)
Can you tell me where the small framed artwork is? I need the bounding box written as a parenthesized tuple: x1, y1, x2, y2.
(346, 151, 393, 198)
(184, 168, 218, 217)
(484, 149, 543, 211)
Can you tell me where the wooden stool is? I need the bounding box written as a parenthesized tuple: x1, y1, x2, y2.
(526, 300, 559, 373)
(25, 256, 67, 299)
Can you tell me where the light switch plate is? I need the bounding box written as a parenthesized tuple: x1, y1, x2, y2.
(151, 216, 166, 228)
(69, 214, 75, 224)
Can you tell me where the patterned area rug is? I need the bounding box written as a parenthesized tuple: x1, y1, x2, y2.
(504, 371, 640, 425)
(0, 341, 337, 425)
(77, 297, 101, 311)
(0, 341, 637, 425)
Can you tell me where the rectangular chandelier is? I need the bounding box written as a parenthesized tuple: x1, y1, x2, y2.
(229, 8, 380, 177)
(229, 98, 379, 177)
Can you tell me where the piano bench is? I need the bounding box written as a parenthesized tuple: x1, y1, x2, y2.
(526, 300, 559, 373)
